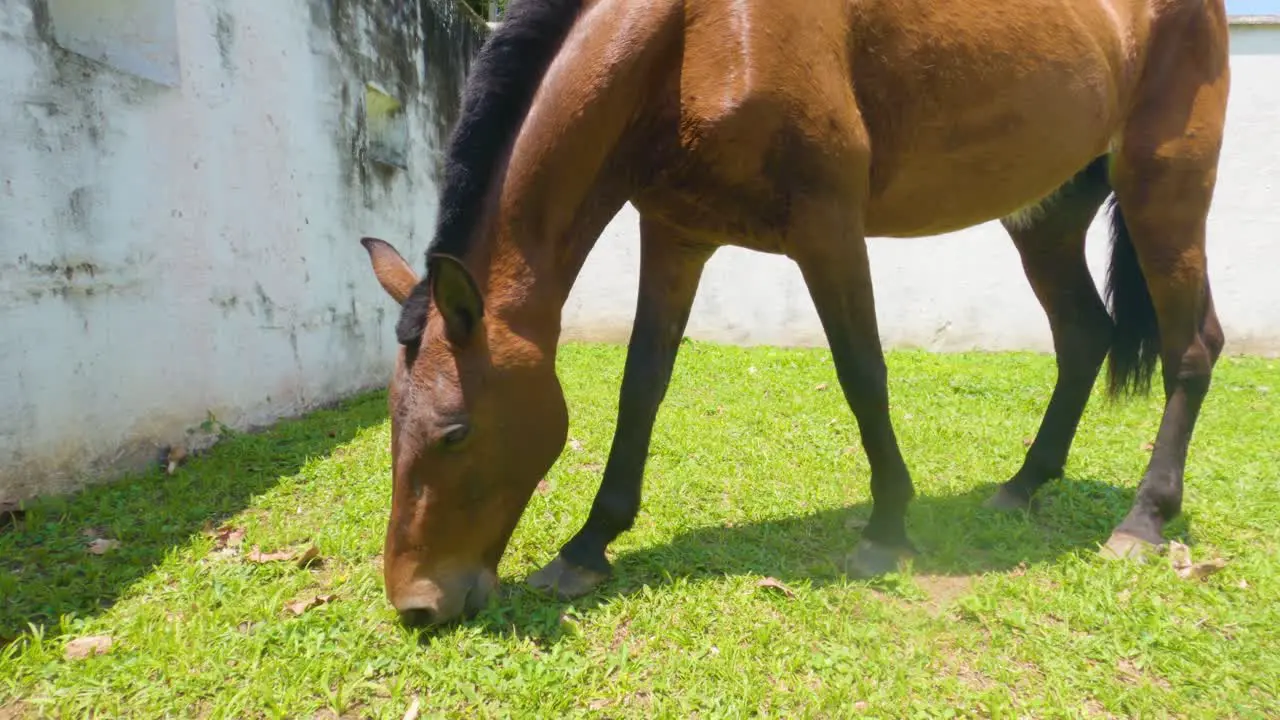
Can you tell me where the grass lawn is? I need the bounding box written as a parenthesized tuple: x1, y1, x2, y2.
(2, 342, 1277, 718)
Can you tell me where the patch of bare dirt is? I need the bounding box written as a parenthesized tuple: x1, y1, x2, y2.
(914, 574, 976, 615)
(1083, 698, 1121, 719)
(930, 638, 997, 692)
(0, 702, 31, 720)
(1116, 658, 1172, 690)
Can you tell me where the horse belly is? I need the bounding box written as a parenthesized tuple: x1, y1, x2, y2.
(855, 0, 1133, 237)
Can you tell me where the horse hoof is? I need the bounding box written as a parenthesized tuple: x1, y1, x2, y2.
(1099, 531, 1160, 562)
(983, 486, 1031, 513)
(527, 555, 610, 600)
(845, 538, 917, 579)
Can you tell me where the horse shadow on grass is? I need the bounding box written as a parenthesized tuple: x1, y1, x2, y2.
(0, 391, 389, 646)
(462, 475, 1195, 644)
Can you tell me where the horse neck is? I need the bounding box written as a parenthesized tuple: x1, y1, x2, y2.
(477, 10, 673, 352)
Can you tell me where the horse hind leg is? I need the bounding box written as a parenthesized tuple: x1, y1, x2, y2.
(1098, 11, 1229, 558)
(985, 157, 1115, 512)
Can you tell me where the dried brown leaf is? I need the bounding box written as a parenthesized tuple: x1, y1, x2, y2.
(402, 696, 421, 720)
(1167, 540, 1192, 564)
(1, 502, 25, 533)
(1181, 559, 1227, 580)
(246, 546, 295, 563)
(166, 446, 188, 475)
(286, 594, 334, 616)
(568, 438, 584, 452)
(1141, 441, 1155, 452)
(814, 383, 829, 391)
(86, 538, 120, 555)
(208, 525, 246, 550)
(1167, 541, 1228, 581)
(535, 479, 551, 495)
(1022, 436, 1034, 448)
(755, 577, 795, 598)
(65, 635, 113, 660)
(296, 544, 322, 568)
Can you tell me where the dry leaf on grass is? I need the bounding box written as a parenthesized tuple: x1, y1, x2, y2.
(86, 538, 120, 555)
(1167, 541, 1228, 581)
(246, 546, 295, 563)
(204, 523, 246, 550)
(568, 438, 584, 452)
(295, 544, 322, 568)
(1141, 441, 1156, 452)
(755, 577, 796, 598)
(166, 446, 188, 475)
(65, 635, 113, 660)
(536, 479, 551, 495)
(286, 594, 334, 616)
(0, 502, 24, 532)
(245, 544, 323, 568)
(814, 383, 829, 391)
(402, 696, 421, 720)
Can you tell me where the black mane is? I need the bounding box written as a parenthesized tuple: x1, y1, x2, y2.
(396, 0, 585, 346)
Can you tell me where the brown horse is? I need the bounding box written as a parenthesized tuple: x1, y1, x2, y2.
(360, 0, 1230, 627)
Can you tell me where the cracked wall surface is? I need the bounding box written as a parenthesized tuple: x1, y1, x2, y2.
(0, 0, 488, 502)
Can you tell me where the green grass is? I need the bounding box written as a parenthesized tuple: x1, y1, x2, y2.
(2, 342, 1277, 718)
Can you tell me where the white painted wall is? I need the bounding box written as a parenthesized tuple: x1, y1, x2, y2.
(0, 0, 483, 502)
(563, 22, 1280, 357)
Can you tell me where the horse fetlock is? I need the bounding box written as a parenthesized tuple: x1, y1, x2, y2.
(983, 485, 1035, 513)
(527, 555, 611, 600)
(844, 537, 918, 579)
(1099, 530, 1163, 562)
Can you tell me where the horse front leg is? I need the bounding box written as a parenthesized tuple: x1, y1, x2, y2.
(789, 198, 919, 578)
(529, 215, 715, 599)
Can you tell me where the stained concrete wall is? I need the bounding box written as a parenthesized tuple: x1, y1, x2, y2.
(0, 0, 486, 503)
(562, 21, 1280, 357)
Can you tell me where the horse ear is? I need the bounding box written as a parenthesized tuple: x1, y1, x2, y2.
(428, 254, 484, 346)
(360, 237, 419, 304)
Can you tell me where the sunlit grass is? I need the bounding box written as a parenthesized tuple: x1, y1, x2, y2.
(2, 342, 1277, 717)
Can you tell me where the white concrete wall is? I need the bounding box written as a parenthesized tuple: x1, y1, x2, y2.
(563, 22, 1280, 356)
(0, 0, 484, 502)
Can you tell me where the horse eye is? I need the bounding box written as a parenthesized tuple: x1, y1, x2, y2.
(439, 423, 471, 448)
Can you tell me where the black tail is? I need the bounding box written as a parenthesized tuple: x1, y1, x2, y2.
(1104, 196, 1161, 398)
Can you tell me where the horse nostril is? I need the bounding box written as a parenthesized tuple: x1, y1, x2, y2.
(398, 607, 437, 628)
